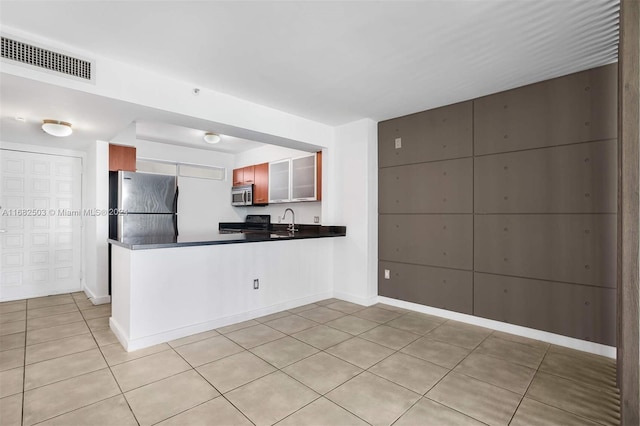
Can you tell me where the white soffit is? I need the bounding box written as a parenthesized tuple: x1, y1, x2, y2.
(135, 121, 267, 154)
(0, 0, 619, 125)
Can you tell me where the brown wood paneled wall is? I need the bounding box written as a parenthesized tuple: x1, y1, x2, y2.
(378, 63, 618, 346)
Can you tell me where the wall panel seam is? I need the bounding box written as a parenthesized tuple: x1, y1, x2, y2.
(378, 260, 473, 273)
(474, 271, 618, 291)
(378, 155, 474, 168)
(473, 137, 618, 158)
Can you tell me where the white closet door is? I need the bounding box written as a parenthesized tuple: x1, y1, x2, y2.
(0, 150, 82, 301)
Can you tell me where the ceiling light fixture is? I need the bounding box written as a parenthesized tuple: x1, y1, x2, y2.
(42, 119, 73, 137)
(203, 132, 221, 144)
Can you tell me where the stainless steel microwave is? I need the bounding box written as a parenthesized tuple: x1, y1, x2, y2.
(231, 184, 253, 206)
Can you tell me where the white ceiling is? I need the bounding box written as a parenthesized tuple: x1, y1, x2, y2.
(0, 0, 619, 145)
(136, 122, 266, 154)
(0, 73, 276, 153)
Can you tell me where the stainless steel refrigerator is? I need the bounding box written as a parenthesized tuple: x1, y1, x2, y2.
(109, 171, 178, 240)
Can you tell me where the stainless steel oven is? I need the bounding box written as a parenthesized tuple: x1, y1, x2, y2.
(231, 184, 253, 206)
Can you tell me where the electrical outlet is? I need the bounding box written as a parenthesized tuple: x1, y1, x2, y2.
(314, 216, 320, 224)
(253, 279, 259, 289)
(394, 138, 402, 149)
(384, 269, 390, 279)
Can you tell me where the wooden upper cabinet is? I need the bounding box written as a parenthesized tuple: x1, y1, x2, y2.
(233, 165, 256, 186)
(316, 151, 322, 201)
(243, 165, 255, 184)
(253, 163, 269, 205)
(232, 168, 244, 186)
(109, 144, 136, 172)
(236, 151, 321, 205)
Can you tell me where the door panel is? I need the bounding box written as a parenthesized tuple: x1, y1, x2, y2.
(0, 150, 82, 301)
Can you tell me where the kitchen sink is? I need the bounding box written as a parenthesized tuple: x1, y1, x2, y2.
(270, 233, 293, 239)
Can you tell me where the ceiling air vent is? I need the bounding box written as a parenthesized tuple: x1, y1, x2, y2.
(1, 36, 92, 80)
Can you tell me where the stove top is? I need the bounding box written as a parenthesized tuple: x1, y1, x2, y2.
(244, 215, 271, 231)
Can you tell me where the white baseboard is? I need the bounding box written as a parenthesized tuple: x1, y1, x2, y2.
(0, 286, 81, 303)
(113, 291, 332, 352)
(90, 295, 111, 305)
(333, 291, 378, 307)
(82, 286, 111, 305)
(377, 296, 617, 359)
(109, 317, 130, 351)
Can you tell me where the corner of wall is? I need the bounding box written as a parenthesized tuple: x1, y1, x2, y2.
(330, 118, 379, 302)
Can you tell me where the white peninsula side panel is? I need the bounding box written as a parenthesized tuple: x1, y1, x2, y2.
(110, 239, 333, 351)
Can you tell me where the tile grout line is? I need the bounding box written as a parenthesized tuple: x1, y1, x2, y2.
(20, 306, 26, 426)
(403, 326, 498, 425)
(63, 294, 136, 425)
(11, 297, 620, 426)
(18, 294, 111, 426)
(254, 308, 391, 426)
(168, 341, 257, 426)
(166, 304, 390, 425)
(506, 342, 551, 425)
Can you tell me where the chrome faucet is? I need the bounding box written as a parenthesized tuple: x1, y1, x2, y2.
(281, 208, 297, 233)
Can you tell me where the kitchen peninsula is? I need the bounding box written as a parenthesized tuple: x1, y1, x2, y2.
(108, 225, 346, 351)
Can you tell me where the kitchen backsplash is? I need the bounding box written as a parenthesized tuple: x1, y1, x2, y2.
(238, 201, 321, 225)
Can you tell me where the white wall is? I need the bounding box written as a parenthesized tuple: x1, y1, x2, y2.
(234, 145, 317, 168)
(111, 238, 334, 350)
(82, 139, 110, 304)
(239, 202, 321, 226)
(84, 129, 246, 301)
(3, 26, 381, 310)
(2, 26, 334, 149)
(136, 138, 244, 232)
(326, 119, 378, 305)
(112, 129, 245, 228)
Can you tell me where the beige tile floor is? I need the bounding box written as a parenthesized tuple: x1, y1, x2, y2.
(0, 294, 620, 425)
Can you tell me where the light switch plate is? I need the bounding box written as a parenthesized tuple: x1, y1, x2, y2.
(384, 269, 390, 279)
(394, 138, 402, 149)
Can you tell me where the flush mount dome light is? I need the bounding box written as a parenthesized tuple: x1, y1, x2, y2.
(42, 120, 73, 137)
(203, 132, 221, 144)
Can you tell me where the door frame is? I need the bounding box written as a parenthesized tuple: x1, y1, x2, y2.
(617, 0, 640, 424)
(0, 141, 86, 300)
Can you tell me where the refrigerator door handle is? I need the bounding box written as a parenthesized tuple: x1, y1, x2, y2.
(173, 214, 179, 236)
(173, 185, 179, 213)
(117, 214, 124, 240)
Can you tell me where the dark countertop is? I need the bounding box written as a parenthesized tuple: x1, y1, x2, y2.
(109, 225, 346, 250)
